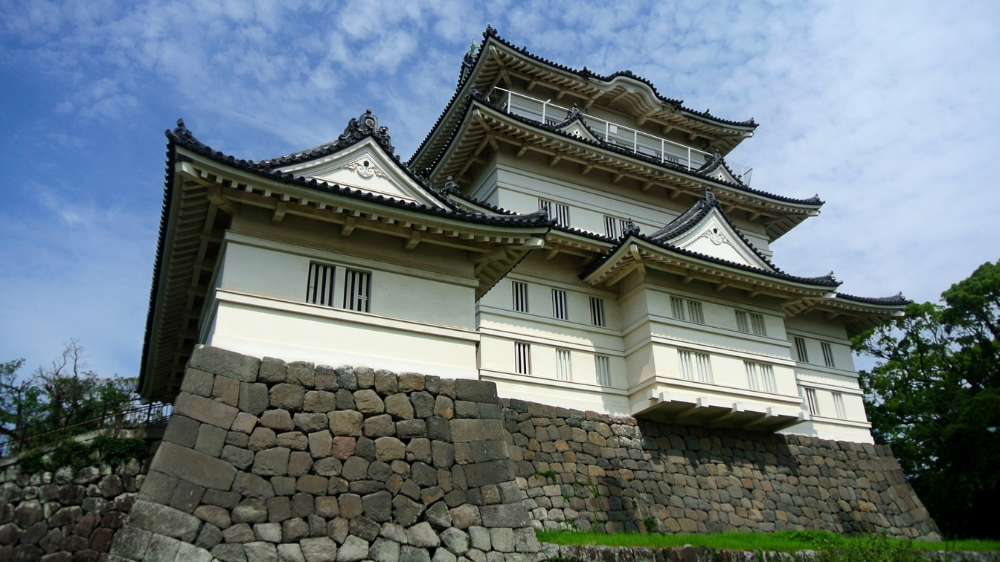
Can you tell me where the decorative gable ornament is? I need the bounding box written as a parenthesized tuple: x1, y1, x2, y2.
(345, 158, 387, 179)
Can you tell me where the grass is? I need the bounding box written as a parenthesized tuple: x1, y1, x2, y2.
(537, 530, 1000, 553)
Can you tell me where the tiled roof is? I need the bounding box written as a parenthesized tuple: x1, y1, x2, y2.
(429, 93, 824, 207)
(835, 292, 910, 306)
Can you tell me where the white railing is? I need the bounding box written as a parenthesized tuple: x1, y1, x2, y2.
(486, 87, 753, 185)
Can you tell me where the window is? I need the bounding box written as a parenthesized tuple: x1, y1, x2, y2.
(514, 342, 531, 375)
(821, 342, 836, 368)
(735, 310, 766, 336)
(595, 355, 611, 386)
(603, 215, 627, 238)
(805, 388, 819, 416)
(512, 282, 529, 313)
(343, 269, 371, 312)
(678, 350, 713, 383)
(589, 297, 606, 327)
(670, 296, 704, 324)
(556, 349, 572, 381)
(744, 361, 776, 394)
(832, 392, 847, 419)
(307, 263, 336, 307)
(551, 289, 568, 320)
(794, 337, 809, 363)
(538, 199, 570, 227)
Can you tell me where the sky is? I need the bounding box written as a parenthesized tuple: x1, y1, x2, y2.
(1, 0, 999, 379)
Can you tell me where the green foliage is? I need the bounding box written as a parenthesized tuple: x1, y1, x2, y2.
(1, 341, 137, 452)
(17, 434, 147, 474)
(535, 470, 558, 484)
(642, 517, 657, 534)
(853, 260, 1000, 540)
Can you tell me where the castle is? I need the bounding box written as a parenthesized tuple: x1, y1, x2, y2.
(140, 27, 906, 444)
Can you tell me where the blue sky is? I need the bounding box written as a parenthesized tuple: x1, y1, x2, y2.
(2, 0, 999, 379)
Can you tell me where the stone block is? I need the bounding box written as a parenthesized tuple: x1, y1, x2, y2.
(337, 536, 367, 562)
(211, 543, 247, 562)
(391, 495, 424, 527)
(297, 475, 328, 495)
(240, 383, 270, 416)
(260, 409, 295, 431)
(174, 392, 240, 430)
(232, 472, 274, 499)
(228, 431, 251, 448)
(304, 391, 337, 413)
(433, 547, 457, 562)
(479, 504, 530, 528)
(162, 415, 200, 448)
(463, 460, 514, 488)
(108, 525, 151, 560)
(151, 441, 237, 491)
(314, 366, 338, 391)
(374, 370, 398, 394)
(441, 528, 470, 555)
(410, 392, 435, 419)
(289, 451, 314, 477)
(427, 417, 451, 441)
(375, 437, 405, 462)
(406, 522, 440, 548)
(170, 479, 206, 513)
(434, 396, 455, 419)
(181, 368, 215, 398)
(301, 537, 337, 562)
(454, 380, 498, 404)
(232, 412, 259, 434)
(259, 357, 288, 384)
(396, 420, 427, 439)
(362, 491, 392, 523)
(400, 545, 431, 562)
(232, 499, 269, 524)
(287, 362, 315, 388)
(278, 543, 307, 562)
(139, 471, 179, 504)
(213, 375, 241, 407)
(271, 384, 306, 411)
(195, 523, 223, 550)
(308, 430, 334, 458)
(253, 447, 291, 476)
(254, 522, 281, 544)
(314, 458, 343, 477)
(316, 496, 340, 518)
(195, 505, 232, 529)
(350, 516, 380, 540)
(355, 389, 385, 414)
(189, 345, 260, 382)
(127, 500, 201, 542)
(177, 541, 215, 562)
(425, 501, 453, 530)
(278, 431, 309, 450)
(489, 528, 514, 553)
(223, 445, 254, 470)
(294, 413, 330, 432)
(249, 427, 277, 451)
(450, 420, 503, 443)
(406, 438, 432, 464)
(195, 423, 228, 457)
(512, 528, 538, 552)
(224, 523, 255, 543)
(364, 415, 396, 438)
(335, 366, 357, 391)
(397, 373, 424, 393)
(246, 541, 278, 562)
(329, 411, 363, 436)
(370, 538, 401, 562)
(384, 395, 414, 420)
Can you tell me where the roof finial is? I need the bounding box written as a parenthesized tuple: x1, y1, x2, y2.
(565, 103, 581, 120)
(621, 218, 640, 239)
(703, 186, 716, 204)
(484, 24, 497, 37)
(441, 176, 461, 195)
(176, 118, 187, 131)
(337, 109, 395, 154)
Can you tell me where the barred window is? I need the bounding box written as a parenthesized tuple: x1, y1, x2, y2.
(794, 337, 809, 363)
(735, 310, 749, 333)
(343, 269, 371, 312)
(745, 361, 776, 393)
(538, 199, 570, 227)
(678, 350, 712, 383)
(603, 215, 627, 238)
(832, 392, 847, 419)
(551, 289, 568, 320)
(805, 388, 820, 416)
(670, 296, 686, 321)
(821, 342, 836, 368)
(736, 310, 766, 336)
(750, 314, 767, 336)
(512, 282, 529, 313)
(556, 349, 572, 381)
(306, 263, 336, 307)
(514, 342, 531, 375)
(595, 355, 611, 386)
(589, 297, 606, 327)
(687, 300, 705, 324)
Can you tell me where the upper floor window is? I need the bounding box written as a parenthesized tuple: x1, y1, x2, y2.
(735, 310, 767, 336)
(344, 269, 371, 312)
(514, 342, 531, 375)
(745, 361, 776, 394)
(307, 263, 337, 307)
(603, 215, 626, 239)
(551, 289, 568, 320)
(512, 281, 529, 313)
(671, 296, 705, 324)
(538, 199, 570, 227)
(821, 342, 836, 368)
(589, 297, 606, 327)
(556, 349, 572, 381)
(804, 388, 820, 416)
(595, 355, 612, 386)
(678, 350, 713, 384)
(794, 337, 809, 363)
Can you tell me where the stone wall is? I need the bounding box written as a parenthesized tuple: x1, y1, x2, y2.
(503, 400, 939, 540)
(108, 346, 540, 562)
(0, 449, 146, 561)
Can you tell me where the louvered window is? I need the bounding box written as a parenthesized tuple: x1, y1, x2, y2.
(678, 350, 712, 383)
(736, 310, 766, 336)
(603, 215, 627, 238)
(514, 342, 531, 375)
(589, 297, 606, 327)
(343, 269, 371, 312)
(794, 337, 809, 363)
(552, 289, 568, 320)
(512, 282, 529, 313)
(750, 314, 766, 336)
(832, 392, 846, 419)
(687, 301, 705, 324)
(821, 342, 836, 368)
(805, 388, 820, 416)
(595, 355, 611, 386)
(556, 349, 572, 381)
(539, 198, 570, 227)
(306, 263, 336, 307)
(670, 296, 686, 321)
(745, 361, 776, 393)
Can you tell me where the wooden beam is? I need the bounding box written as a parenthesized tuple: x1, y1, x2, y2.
(582, 164, 593, 175)
(340, 216, 356, 237)
(715, 282, 728, 292)
(549, 155, 562, 167)
(206, 186, 238, 215)
(404, 230, 421, 250)
(612, 173, 624, 184)
(271, 201, 287, 223)
(682, 275, 696, 285)
(825, 311, 841, 321)
(641, 181, 654, 192)
(488, 47, 512, 87)
(636, 108, 658, 126)
(516, 144, 529, 158)
(545, 248, 560, 261)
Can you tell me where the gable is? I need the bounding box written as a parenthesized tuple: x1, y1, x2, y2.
(274, 139, 447, 209)
(706, 163, 742, 185)
(557, 120, 600, 143)
(665, 208, 773, 270)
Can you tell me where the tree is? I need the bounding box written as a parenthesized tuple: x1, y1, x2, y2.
(0, 341, 136, 453)
(854, 260, 1000, 540)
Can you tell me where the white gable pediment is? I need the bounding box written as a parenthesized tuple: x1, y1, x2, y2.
(557, 120, 600, 143)
(667, 209, 772, 271)
(707, 163, 742, 185)
(274, 139, 446, 209)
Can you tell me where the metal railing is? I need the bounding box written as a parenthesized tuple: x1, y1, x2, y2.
(0, 394, 175, 457)
(486, 87, 753, 185)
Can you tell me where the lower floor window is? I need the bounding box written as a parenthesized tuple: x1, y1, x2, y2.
(514, 342, 531, 375)
(832, 392, 847, 419)
(556, 349, 572, 381)
(344, 269, 371, 312)
(745, 361, 776, 394)
(595, 355, 611, 386)
(805, 388, 820, 416)
(678, 350, 713, 383)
